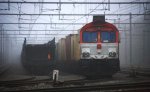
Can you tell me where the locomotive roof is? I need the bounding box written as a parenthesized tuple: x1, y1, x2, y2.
(80, 22, 118, 32)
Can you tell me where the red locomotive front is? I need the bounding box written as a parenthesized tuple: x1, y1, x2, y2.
(80, 16, 120, 60)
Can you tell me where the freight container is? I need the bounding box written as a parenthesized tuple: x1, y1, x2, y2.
(65, 34, 72, 61)
(21, 38, 55, 75)
(71, 34, 80, 61)
(57, 38, 67, 61)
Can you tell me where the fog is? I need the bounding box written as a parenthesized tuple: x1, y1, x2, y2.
(120, 15, 150, 68)
(0, 0, 150, 74)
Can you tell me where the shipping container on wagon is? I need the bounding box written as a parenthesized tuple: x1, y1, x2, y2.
(22, 38, 56, 62)
(65, 34, 72, 61)
(56, 34, 80, 61)
(56, 39, 61, 61)
(70, 34, 80, 61)
(57, 38, 67, 61)
(21, 38, 56, 75)
(55, 42, 59, 61)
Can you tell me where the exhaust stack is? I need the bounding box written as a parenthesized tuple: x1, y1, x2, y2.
(93, 15, 105, 24)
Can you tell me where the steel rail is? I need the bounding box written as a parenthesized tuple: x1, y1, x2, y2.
(1, 78, 150, 92)
(0, 79, 53, 87)
(11, 81, 150, 92)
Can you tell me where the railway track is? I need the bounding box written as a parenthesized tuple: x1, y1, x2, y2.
(29, 82, 150, 92)
(1, 77, 150, 92)
(120, 68, 150, 77)
(0, 79, 53, 87)
(1, 81, 150, 92)
(0, 78, 100, 87)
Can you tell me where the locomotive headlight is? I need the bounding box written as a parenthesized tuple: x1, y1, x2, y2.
(113, 52, 116, 57)
(82, 52, 90, 57)
(109, 52, 113, 57)
(109, 52, 116, 57)
(108, 48, 117, 57)
(82, 48, 90, 57)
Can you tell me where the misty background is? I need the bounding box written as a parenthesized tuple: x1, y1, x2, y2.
(0, 0, 150, 74)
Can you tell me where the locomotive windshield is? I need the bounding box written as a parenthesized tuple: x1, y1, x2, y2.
(101, 31, 116, 43)
(82, 31, 98, 43)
